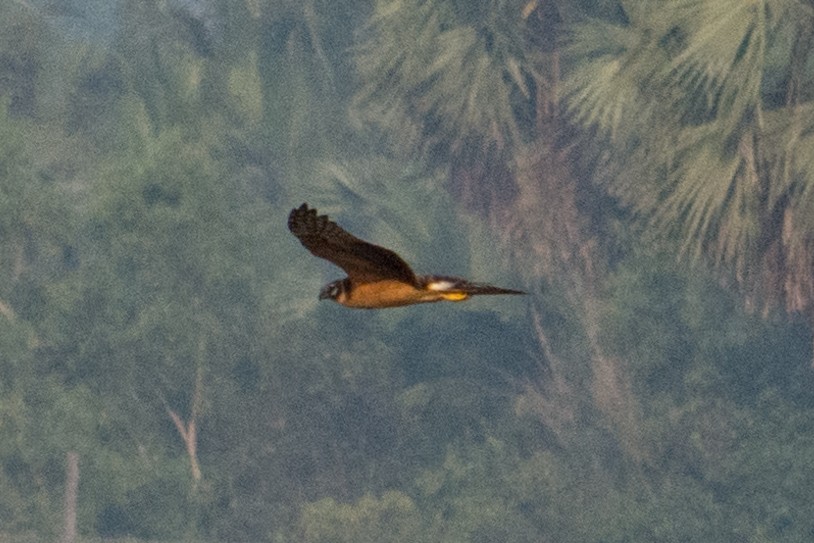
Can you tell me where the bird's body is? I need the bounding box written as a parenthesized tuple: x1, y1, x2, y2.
(288, 203, 524, 309)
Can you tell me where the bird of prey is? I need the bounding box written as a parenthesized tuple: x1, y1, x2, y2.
(288, 203, 525, 308)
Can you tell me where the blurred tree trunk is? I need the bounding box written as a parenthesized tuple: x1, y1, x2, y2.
(59, 451, 79, 543)
(164, 332, 207, 488)
(166, 360, 204, 487)
(512, 139, 643, 460)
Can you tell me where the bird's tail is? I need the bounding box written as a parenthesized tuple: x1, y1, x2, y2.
(421, 276, 525, 296)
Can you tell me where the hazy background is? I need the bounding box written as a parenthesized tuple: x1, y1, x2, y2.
(2, 0, 814, 541)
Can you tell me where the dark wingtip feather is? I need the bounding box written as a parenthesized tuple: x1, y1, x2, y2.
(288, 203, 319, 235)
(469, 285, 526, 296)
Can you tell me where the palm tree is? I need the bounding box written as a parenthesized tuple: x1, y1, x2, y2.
(565, 0, 814, 358)
(354, 0, 646, 455)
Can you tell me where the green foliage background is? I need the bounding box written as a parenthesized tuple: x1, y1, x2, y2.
(1, 0, 814, 541)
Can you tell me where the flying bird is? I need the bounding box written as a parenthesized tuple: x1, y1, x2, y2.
(288, 203, 525, 308)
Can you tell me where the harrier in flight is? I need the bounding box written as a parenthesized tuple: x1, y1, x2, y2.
(288, 203, 525, 308)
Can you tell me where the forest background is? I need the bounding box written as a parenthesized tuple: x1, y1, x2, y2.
(2, 0, 814, 541)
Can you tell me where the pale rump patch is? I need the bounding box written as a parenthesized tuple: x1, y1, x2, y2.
(426, 280, 457, 291)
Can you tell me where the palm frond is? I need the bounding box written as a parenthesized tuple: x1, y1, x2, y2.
(654, 122, 762, 278)
(669, 0, 768, 124)
(563, 17, 671, 141)
(762, 105, 814, 208)
(758, 104, 814, 310)
(353, 0, 540, 154)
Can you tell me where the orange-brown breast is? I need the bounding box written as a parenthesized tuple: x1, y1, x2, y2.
(340, 280, 447, 308)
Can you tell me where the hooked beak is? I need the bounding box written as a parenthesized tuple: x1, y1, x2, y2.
(318, 285, 333, 300)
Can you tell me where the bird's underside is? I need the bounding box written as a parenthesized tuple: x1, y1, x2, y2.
(287, 203, 524, 309)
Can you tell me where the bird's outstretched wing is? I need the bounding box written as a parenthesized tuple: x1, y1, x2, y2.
(288, 203, 418, 285)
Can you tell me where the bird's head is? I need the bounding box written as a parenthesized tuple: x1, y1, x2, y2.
(319, 280, 344, 302)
